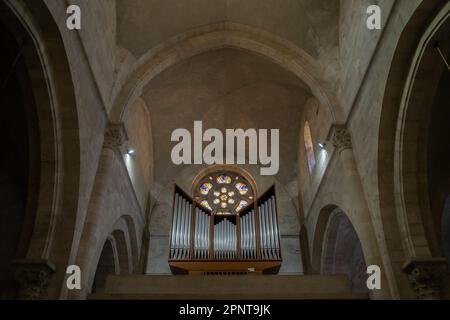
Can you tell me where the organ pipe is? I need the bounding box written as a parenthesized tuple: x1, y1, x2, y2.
(212, 218, 237, 260)
(169, 185, 281, 262)
(170, 193, 178, 259)
(239, 210, 258, 259)
(256, 195, 281, 260)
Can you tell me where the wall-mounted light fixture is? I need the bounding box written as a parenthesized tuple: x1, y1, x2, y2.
(127, 149, 136, 156)
(318, 142, 326, 149)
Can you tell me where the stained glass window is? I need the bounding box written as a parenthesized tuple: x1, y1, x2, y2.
(199, 182, 213, 195)
(194, 171, 254, 215)
(200, 200, 212, 211)
(235, 200, 248, 213)
(304, 121, 316, 174)
(235, 182, 249, 195)
(217, 175, 232, 184)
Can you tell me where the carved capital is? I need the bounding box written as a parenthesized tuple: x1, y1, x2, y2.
(104, 122, 128, 150)
(13, 259, 56, 300)
(329, 124, 352, 153)
(403, 258, 448, 300)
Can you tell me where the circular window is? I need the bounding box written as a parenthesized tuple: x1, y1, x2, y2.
(194, 172, 254, 215)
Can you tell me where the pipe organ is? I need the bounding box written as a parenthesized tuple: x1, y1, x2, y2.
(169, 185, 282, 274)
(194, 207, 211, 260)
(170, 190, 194, 260)
(258, 196, 281, 260)
(214, 218, 237, 260)
(240, 210, 256, 259)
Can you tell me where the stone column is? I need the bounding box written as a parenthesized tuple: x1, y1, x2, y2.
(328, 124, 390, 299)
(13, 259, 55, 300)
(403, 258, 448, 299)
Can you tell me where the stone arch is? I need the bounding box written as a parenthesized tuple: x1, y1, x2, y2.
(320, 208, 368, 293)
(311, 205, 336, 272)
(0, 7, 40, 298)
(112, 214, 140, 274)
(110, 22, 340, 124)
(79, 214, 139, 298)
(91, 237, 119, 294)
(0, 0, 80, 298)
(122, 215, 140, 272)
(378, 1, 450, 259)
(112, 230, 132, 275)
(312, 206, 368, 292)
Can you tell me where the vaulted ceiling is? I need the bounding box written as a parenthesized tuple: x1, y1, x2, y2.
(110, 0, 343, 215)
(116, 0, 340, 60)
(142, 48, 310, 189)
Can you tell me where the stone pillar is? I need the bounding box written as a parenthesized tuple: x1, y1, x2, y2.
(328, 124, 390, 299)
(402, 258, 448, 299)
(13, 259, 55, 300)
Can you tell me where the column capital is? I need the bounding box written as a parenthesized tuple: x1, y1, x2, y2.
(104, 122, 128, 150)
(328, 124, 352, 153)
(402, 257, 448, 299)
(13, 259, 56, 300)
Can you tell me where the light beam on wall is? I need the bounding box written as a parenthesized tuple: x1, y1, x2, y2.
(434, 41, 450, 72)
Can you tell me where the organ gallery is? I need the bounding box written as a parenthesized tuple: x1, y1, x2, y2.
(169, 171, 282, 274)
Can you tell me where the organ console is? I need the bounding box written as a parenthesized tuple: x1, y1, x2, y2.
(169, 185, 282, 274)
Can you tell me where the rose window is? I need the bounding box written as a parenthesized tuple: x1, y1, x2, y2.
(194, 173, 254, 215)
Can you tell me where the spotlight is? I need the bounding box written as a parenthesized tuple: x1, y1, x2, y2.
(127, 149, 136, 156)
(318, 142, 326, 149)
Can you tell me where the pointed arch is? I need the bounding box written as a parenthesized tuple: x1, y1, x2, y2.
(109, 22, 340, 124)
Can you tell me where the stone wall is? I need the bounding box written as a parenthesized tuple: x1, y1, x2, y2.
(338, 0, 395, 114)
(66, 0, 117, 106)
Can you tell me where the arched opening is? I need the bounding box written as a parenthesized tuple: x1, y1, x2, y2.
(0, 5, 40, 299)
(427, 51, 450, 259)
(112, 230, 132, 275)
(304, 121, 316, 174)
(320, 208, 368, 293)
(110, 23, 339, 123)
(92, 239, 119, 294)
(0, 0, 80, 299)
(376, 1, 450, 298)
(378, 1, 450, 256)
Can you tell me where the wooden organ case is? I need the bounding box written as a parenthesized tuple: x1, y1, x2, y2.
(169, 185, 282, 275)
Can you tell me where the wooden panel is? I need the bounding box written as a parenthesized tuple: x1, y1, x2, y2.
(169, 260, 282, 275)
